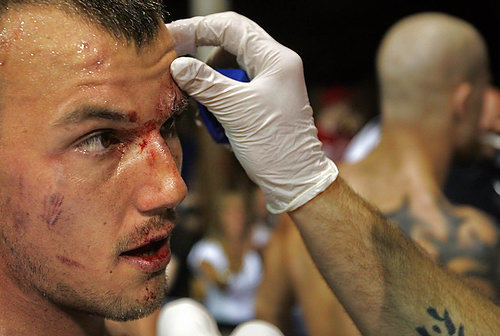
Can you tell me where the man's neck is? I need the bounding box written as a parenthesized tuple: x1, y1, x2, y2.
(377, 123, 454, 188)
(343, 121, 454, 209)
(0, 270, 107, 336)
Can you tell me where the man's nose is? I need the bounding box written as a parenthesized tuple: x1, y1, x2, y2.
(132, 134, 187, 213)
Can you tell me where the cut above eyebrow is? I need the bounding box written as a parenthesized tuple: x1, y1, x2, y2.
(52, 105, 130, 126)
(171, 93, 189, 117)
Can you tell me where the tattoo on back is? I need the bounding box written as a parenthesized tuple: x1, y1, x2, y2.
(416, 307, 464, 336)
(386, 198, 498, 285)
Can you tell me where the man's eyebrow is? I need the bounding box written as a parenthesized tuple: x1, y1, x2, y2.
(52, 106, 130, 126)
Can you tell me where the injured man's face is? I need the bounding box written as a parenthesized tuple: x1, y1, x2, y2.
(0, 5, 187, 321)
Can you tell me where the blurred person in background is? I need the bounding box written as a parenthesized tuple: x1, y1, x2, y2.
(444, 86, 500, 221)
(250, 186, 277, 255)
(187, 190, 263, 334)
(316, 85, 376, 162)
(257, 12, 499, 336)
(479, 87, 500, 159)
(344, 87, 500, 222)
(166, 193, 205, 300)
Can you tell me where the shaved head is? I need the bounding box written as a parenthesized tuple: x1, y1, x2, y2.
(377, 12, 490, 121)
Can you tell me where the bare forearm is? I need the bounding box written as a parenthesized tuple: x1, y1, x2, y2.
(290, 178, 500, 336)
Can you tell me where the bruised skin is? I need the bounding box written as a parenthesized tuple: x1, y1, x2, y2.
(0, 4, 187, 331)
(41, 193, 65, 228)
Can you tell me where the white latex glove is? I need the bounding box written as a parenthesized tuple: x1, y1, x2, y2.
(167, 12, 338, 213)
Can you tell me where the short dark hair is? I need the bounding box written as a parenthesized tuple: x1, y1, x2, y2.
(0, 0, 170, 48)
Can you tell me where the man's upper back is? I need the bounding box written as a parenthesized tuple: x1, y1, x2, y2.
(341, 160, 499, 300)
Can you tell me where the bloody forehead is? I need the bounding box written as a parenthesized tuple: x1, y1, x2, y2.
(127, 84, 186, 127)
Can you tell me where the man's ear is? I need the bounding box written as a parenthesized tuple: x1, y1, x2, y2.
(451, 82, 472, 120)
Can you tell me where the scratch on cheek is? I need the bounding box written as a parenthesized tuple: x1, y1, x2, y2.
(41, 193, 64, 228)
(56, 255, 84, 268)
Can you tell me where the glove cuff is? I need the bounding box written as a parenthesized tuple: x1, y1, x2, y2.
(266, 160, 339, 214)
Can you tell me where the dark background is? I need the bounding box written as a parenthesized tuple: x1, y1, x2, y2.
(165, 1, 500, 87)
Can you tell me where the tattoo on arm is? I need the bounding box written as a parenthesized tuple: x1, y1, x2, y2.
(416, 307, 465, 336)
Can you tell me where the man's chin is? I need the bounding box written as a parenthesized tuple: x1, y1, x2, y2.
(105, 274, 168, 321)
(103, 285, 166, 322)
(104, 299, 162, 322)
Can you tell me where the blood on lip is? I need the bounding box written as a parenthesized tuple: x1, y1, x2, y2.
(120, 238, 171, 272)
(139, 243, 168, 262)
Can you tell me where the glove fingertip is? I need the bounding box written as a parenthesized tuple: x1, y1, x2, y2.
(170, 57, 201, 87)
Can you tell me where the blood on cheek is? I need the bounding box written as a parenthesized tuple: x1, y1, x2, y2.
(114, 119, 179, 170)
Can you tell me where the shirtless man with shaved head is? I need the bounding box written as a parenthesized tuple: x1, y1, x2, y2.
(256, 13, 499, 336)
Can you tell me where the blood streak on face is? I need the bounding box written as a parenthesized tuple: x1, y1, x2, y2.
(143, 286, 157, 301)
(146, 149, 159, 168)
(56, 255, 84, 268)
(134, 120, 158, 153)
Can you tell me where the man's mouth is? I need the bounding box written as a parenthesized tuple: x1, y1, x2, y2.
(121, 237, 168, 258)
(119, 236, 171, 272)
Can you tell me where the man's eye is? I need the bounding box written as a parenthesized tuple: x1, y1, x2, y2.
(160, 117, 178, 140)
(77, 132, 120, 153)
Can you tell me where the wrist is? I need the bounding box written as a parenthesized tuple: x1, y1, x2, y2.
(263, 157, 339, 214)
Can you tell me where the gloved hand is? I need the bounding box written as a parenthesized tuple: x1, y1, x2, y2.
(167, 12, 338, 214)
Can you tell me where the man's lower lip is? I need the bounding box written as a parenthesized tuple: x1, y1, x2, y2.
(119, 242, 171, 272)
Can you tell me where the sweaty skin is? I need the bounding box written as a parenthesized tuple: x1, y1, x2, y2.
(0, 5, 186, 336)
